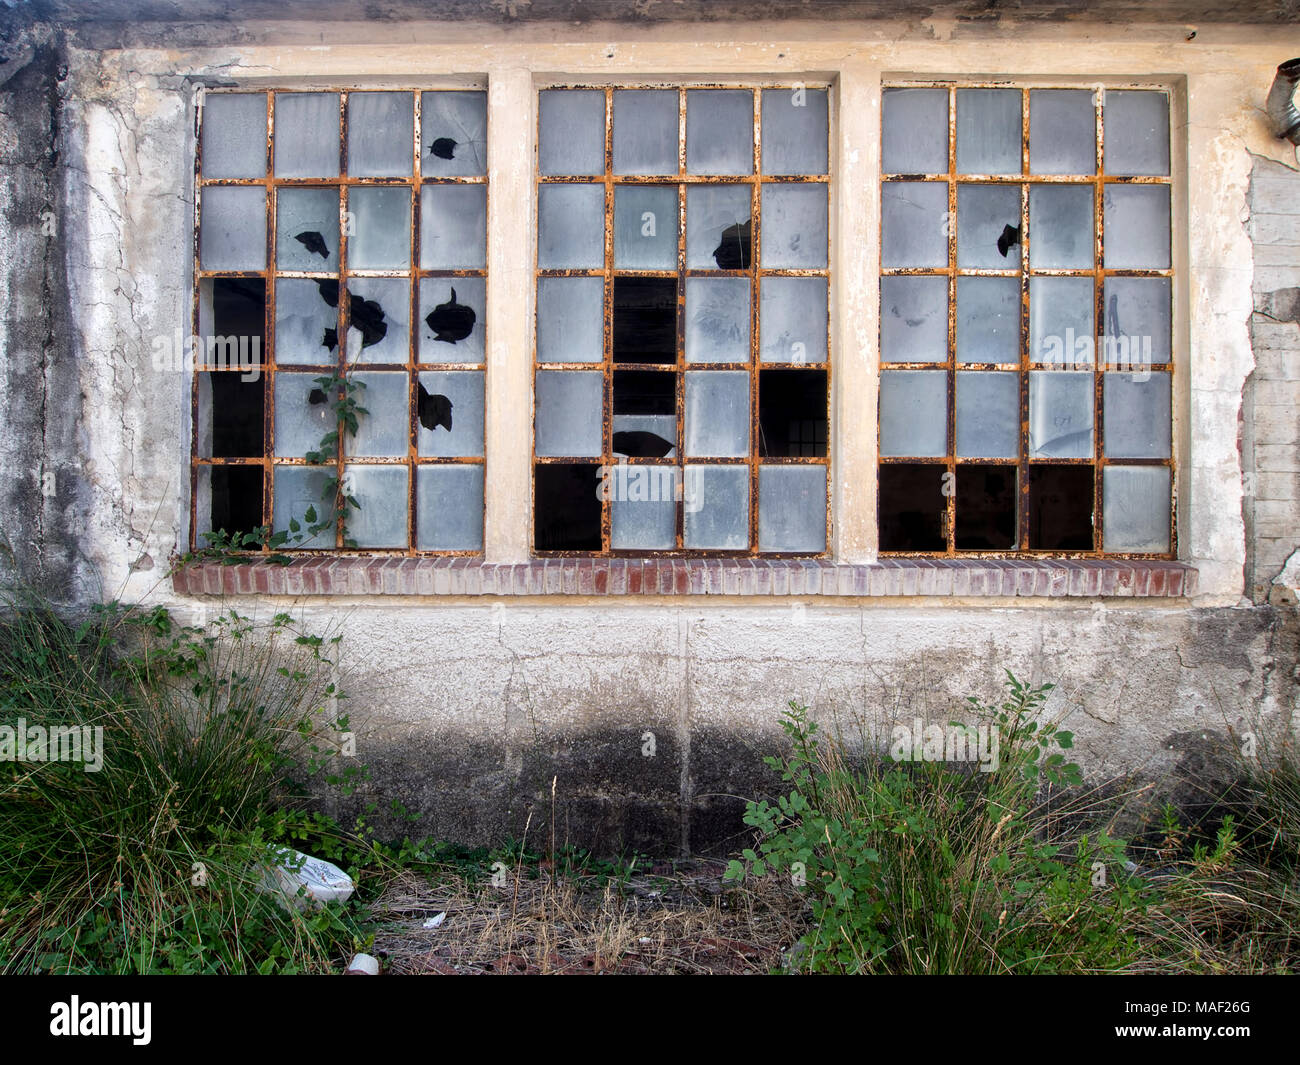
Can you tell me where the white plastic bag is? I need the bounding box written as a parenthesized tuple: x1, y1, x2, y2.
(257, 847, 355, 909)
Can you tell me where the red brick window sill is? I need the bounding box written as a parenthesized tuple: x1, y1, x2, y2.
(171, 558, 1196, 598)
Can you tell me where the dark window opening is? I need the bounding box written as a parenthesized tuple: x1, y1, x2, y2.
(1028, 464, 1094, 550)
(535, 462, 602, 551)
(879, 463, 946, 552)
(955, 465, 1018, 550)
(613, 277, 677, 364)
(209, 464, 263, 538)
(759, 369, 827, 457)
(208, 372, 265, 457)
(613, 370, 675, 415)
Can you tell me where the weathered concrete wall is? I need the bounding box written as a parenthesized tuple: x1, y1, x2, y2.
(1, 10, 1298, 852)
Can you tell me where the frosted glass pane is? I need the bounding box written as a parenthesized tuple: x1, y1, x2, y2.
(1029, 185, 1094, 269)
(275, 187, 339, 271)
(274, 372, 336, 458)
(614, 185, 678, 269)
(200, 186, 266, 270)
(955, 371, 1018, 459)
(613, 90, 678, 175)
(879, 370, 947, 457)
(273, 465, 336, 548)
(758, 465, 826, 552)
(202, 93, 266, 179)
(420, 184, 486, 270)
(956, 89, 1021, 175)
(1104, 371, 1171, 458)
(275, 278, 339, 365)
(340, 372, 405, 458)
(1029, 371, 1094, 458)
(957, 183, 1021, 269)
(1104, 466, 1170, 552)
(685, 278, 749, 364)
(535, 370, 602, 457)
(349, 187, 411, 270)
(686, 184, 751, 269)
(760, 276, 827, 363)
(539, 90, 606, 176)
(956, 277, 1019, 365)
(684, 465, 749, 549)
(1104, 90, 1169, 176)
(420, 277, 484, 363)
(1104, 185, 1170, 269)
(1029, 90, 1096, 175)
(345, 465, 409, 548)
(537, 277, 603, 364)
(881, 181, 948, 268)
(882, 88, 947, 174)
(417, 370, 484, 458)
(1031, 277, 1095, 367)
(416, 465, 484, 551)
(686, 89, 753, 175)
(1103, 277, 1170, 364)
(274, 92, 340, 179)
(761, 184, 827, 269)
(762, 87, 828, 175)
(611, 466, 678, 549)
(538, 184, 604, 269)
(347, 91, 413, 177)
(685, 371, 749, 457)
(346, 279, 408, 364)
(421, 90, 487, 177)
(880, 276, 948, 364)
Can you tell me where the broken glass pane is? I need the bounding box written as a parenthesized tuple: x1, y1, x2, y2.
(349, 186, 411, 270)
(957, 183, 1021, 269)
(878, 463, 946, 551)
(419, 184, 486, 270)
(417, 464, 484, 551)
(344, 372, 408, 458)
(417, 370, 485, 458)
(202, 93, 266, 179)
(759, 369, 827, 456)
(275, 187, 340, 271)
(685, 277, 749, 363)
(686, 184, 751, 270)
(1029, 89, 1096, 175)
(614, 184, 678, 270)
(197, 464, 263, 541)
(611, 466, 678, 549)
(535, 370, 603, 457)
(955, 371, 1018, 459)
(344, 465, 409, 548)
(881, 181, 948, 269)
(422, 90, 488, 177)
(685, 371, 749, 458)
(197, 371, 265, 458)
(273, 372, 335, 459)
(346, 278, 409, 365)
(1030, 276, 1095, 367)
(200, 186, 266, 271)
(760, 277, 827, 364)
(198, 277, 266, 371)
(613, 277, 676, 364)
(1029, 370, 1094, 458)
(955, 465, 1018, 550)
(1029, 184, 1094, 269)
(1028, 464, 1094, 550)
(762, 87, 828, 175)
(347, 91, 414, 178)
(683, 464, 749, 549)
(537, 276, 603, 364)
(1103, 277, 1171, 364)
(1104, 90, 1169, 177)
(1104, 184, 1170, 269)
(1104, 371, 1171, 458)
(882, 88, 948, 174)
(535, 463, 602, 550)
(761, 184, 827, 269)
(880, 276, 948, 364)
(538, 183, 605, 269)
(613, 89, 678, 175)
(956, 277, 1019, 365)
(879, 370, 947, 457)
(956, 89, 1021, 175)
(275, 278, 339, 366)
(274, 92, 340, 178)
(273, 465, 336, 548)
(1103, 465, 1170, 552)
(420, 277, 485, 364)
(611, 371, 675, 464)
(686, 89, 753, 175)
(539, 90, 606, 177)
(758, 465, 826, 553)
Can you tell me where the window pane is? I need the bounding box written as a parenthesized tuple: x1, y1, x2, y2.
(957, 183, 1021, 269)
(1029, 89, 1096, 175)
(1030, 276, 1094, 366)
(419, 184, 485, 270)
(686, 89, 753, 175)
(955, 371, 1018, 459)
(535, 370, 602, 457)
(417, 465, 484, 551)
(879, 463, 945, 551)
(686, 184, 751, 270)
(421, 90, 487, 177)
(761, 87, 828, 175)
(956, 89, 1021, 175)
(613, 89, 678, 175)
(761, 184, 827, 269)
(1103, 277, 1170, 364)
(417, 370, 484, 458)
(198, 464, 263, 541)
(344, 372, 408, 458)
(1103, 466, 1169, 552)
(273, 372, 335, 459)
(199, 186, 266, 271)
(1029, 184, 1094, 269)
(1029, 370, 1094, 458)
(1028, 465, 1094, 550)
(420, 277, 484, 363)
(759, 369, 826, 456)
(881, 181, 947, 268)
(537, 277, 603, 364)
(880, 276, 948, 364)
(539, 89, 605, 176)
(198, 277, 266, 372)
(684, 465, 749, 549)
(538, 183, 604, 269)
(955, 465, 1018, 550)
(274, 92, 339, 178)
(613, 277, 676, 364)
(347, 91, 413, 178)
(759, 277, 827, 364)
(882, 88, 947, 174)
(758, 465, 826, 552)
(345, 465, 409, 548)
(612, 371, 674, 457)
(202, 93, 266, 179)
(955, 277, 1019, 365)
(611, 466, 678, 549)
(197, 370, 265, 458)
(1104, 184, 1170, 269)
(685, 371, 749, 458)
(685, 277, 750, 363)
(273, 466, 336, 548)
(1104, 90, 1169, 177)
(879, 370, 946, 457)
(349, 186, 411, 270)
(276, 187, 340, 271)
(614, 184, 678, 269)
(275, 278, 338, 366)
(1104, 371, 1171, 458)
(344, 279, 408, 364)
(535, 463, 602, 551)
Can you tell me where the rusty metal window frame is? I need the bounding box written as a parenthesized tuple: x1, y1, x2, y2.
(533, 82, 833, 558)
(190, 87, 487, 555)
(879, 80, 1176, 559)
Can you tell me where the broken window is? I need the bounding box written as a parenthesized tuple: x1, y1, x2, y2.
(534, 86, 831, 555)
(193, 89, 487, 553)
(878, 84, 1174, 556)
